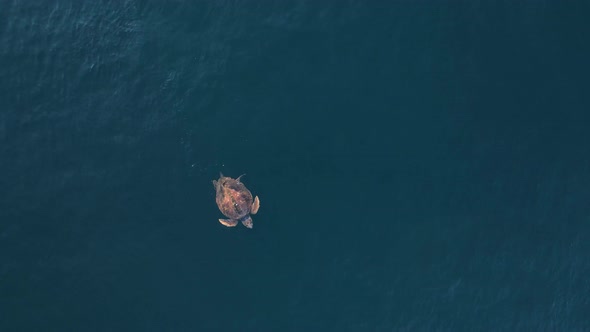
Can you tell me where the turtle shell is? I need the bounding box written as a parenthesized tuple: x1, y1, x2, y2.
(214, 175, 254, 220)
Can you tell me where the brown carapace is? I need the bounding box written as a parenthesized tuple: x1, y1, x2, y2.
(213, 173, 260, 229)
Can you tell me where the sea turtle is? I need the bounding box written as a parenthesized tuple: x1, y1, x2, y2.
(213, 173, 260, 229)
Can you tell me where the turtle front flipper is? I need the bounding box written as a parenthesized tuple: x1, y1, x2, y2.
(241, 215, 253, 229)
(219, 218, 238, 227)
(251, 196, 260, 214)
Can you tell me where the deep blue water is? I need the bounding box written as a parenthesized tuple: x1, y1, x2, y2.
(2, 1, 590, 331)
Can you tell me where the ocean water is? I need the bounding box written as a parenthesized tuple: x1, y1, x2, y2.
(1, 1, 590, 331)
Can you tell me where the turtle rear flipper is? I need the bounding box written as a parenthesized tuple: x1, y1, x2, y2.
(251, 196, 260, 214)
(241, 215, 253, 229)
(219, 218, 238, 227)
